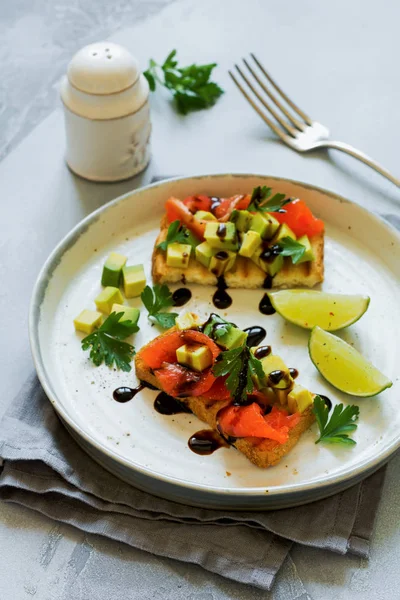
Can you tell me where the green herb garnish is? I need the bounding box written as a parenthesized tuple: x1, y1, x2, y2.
(202, 313, 232, 340)
(157, 220, 200, 252)
(313, 395, 359, 445)
(81, 312, 138, 372)
(141, 284, 178, 329)
(212, 342, 265, 404)
(248, 186, 291, 213)
(143, 49, 224, 115)
(277, 237, 307, 265)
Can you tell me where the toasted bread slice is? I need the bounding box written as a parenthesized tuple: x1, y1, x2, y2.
(152, 216, 324, 289)
(135, 329, 316, 468)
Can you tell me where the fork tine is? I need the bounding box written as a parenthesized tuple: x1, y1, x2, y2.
(250, 53, 313, 127)
(235, 64, 297, 137)
(243, 58, 305, 132)
(228, 70, 291, 144)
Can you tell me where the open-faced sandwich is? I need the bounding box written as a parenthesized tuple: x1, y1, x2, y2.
(152, 186, 324, 289)
(135, 311, 317, 468)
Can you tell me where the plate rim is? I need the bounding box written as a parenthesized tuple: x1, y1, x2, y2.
(29, 172, 400, 498)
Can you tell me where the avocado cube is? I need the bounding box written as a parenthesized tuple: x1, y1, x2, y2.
(239, 230, 262, 258)
(230, 209, 252, 233)
(217, 327, 248, 350)
(194, 210, 217, 222)
(101, 252, 127, 287)
(261, 354, 293, 391)
(250, 213, 280, 240)
(176, 311, 201, 331)
(176, 343, 213, 372)
(209, 250, 237, 277)
(195, 241, 216, 268)
(111, 303, 140, 326)
(287, 385, 314, 414)
(251, 247, 284, 276)
(204, 221, 238, 251)
(270, 223, 296, 245)
(95, 287, 124, 314)
(122, 264, 146, 298)
(166, 243, 192, 269)
(296, 235, 314, 263)
(73, 309, 102, 334)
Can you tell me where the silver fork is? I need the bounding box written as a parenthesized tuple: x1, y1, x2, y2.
(229, 54, 400, 187)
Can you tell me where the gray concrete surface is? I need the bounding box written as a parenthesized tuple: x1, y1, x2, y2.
(0, 0, 399, 598)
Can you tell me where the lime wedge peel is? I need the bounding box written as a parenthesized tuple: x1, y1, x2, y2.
(309, 326, 392, 397)
(269, 290, 370, 331)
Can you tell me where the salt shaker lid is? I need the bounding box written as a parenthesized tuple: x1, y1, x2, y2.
(68, 42, 139, 95)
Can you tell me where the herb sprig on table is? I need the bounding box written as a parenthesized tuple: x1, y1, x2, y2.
(81, 312, 138, 372)
(313, 395, 359, 445)
(212, 342, 265, 404)
(143, 49, 224, 115)
(248, 186, 291, 213)
(157, 220, 199, 252)
(141, 284, 178, 329)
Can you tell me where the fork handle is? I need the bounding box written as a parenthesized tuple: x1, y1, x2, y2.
(316, 140, 400, 187)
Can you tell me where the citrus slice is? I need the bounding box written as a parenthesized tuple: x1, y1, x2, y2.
(309, 326, 392, 397)
(269, 290, 370, 331)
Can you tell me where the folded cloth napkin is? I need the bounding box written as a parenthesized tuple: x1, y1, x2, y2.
(0, 374, 387, 596)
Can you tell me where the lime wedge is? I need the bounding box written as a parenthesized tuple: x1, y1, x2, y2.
(309, 326, 392, 397)
(269, 290, 370, 331)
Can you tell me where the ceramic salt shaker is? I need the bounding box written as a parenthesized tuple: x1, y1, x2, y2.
(60, 42, 151, 182)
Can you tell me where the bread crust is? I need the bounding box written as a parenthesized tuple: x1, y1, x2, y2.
(152, 216, 324, 289)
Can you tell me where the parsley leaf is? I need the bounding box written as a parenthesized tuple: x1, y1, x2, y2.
(313, 395, 359, 445)
(202, 313, 233, 340)
(277, 237, 307, 265)
(212, 342, 265, 404)
(248, 186, 291, 213)
(81, 312, 138, 372)
(141, 284, 178, 329)
(157, 220, 200, 252)
(143, 49, 224, 115)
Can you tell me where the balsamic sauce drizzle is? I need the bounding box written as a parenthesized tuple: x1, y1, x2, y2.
(259, 293, 276, 315)
(212, 276, 232, 309)
(188, 430, 229, 455)
(243, 326, 267, 347)
(154, 392, 192, 415)
(172, 288, 192, 307)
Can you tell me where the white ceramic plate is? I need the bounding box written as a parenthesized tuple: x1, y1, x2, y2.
(30, 174, 400, 509)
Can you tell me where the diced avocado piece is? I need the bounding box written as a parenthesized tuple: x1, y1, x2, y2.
(296, 235, 314, 263)
(287, 385, 314, 414)
(95, 287, 124, 314)
(250, 212, 280, 240)
(251, 247, 284, 276)
(195, 241, 216, 268)
(204, 221, 238, 251)
(270, 223, 296, 245)
(266, 254, 284, 276)
(101, 252, 127, 287)
(122, 264, 146, 298)
(260, 354, 293, 390)
(73, 309, 102, 334)
(111, 303, 140, 326)
(209, 250, 237, 277)
(166, 243, 192, 269)
(176, 343, 213, 372)
(176, 312, 201, 331)
(217, 327, 248, 350)
(230, 209, 252, 233)
(194, 210, 217, 222)
(239, 230, 262, 258)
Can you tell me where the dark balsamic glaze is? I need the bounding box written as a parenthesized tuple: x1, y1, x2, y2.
(268, 370, 285, 385)
(319, 394, 332, 412)
(210, 196, 222, 214)
(243, 326, 267, 347)
(215, 251, 228, 260)
(154, 392, 192, 415)
(188, 429, 229, 455)
(254, 345, 272, 359)
(216, 224, 227, 239)
(259, 293, 276, 315)
(212, 276, 232, 309)
(289, 368, 299, 380)
(263, 275, 273, 289)
(113, 381, 157, 403)
(260, 245, 281, 262)
(172, 287, 192, 307)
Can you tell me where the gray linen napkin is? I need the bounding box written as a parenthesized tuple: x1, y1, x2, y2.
(0, 374, 387, 595)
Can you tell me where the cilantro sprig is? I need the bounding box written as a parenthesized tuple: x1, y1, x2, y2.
(277, 237, 307, 264)
(157, 220, 200, 252)
(143, 50, 224, 115)
(248, 186, 291, 213)
(212, 342, 265, 404)
(81, 312, 138, 372)
(141, 284, 178, 329)
(313, 395, 359, 446)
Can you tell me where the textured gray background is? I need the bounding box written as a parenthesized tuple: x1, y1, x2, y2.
(0, 0, 399, 598)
